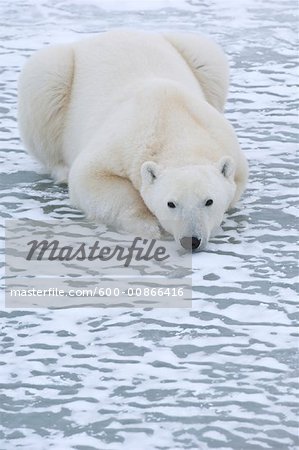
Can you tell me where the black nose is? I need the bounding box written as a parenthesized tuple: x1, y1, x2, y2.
(180, 236, 201, 250)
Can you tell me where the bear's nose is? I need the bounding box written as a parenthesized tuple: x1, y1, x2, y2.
(180, 236, 201, 251)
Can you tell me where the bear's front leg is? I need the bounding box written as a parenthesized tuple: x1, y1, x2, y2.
(68, 156, 161, 238)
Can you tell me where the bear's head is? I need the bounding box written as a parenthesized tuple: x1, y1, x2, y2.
(140, 158, 236, 251)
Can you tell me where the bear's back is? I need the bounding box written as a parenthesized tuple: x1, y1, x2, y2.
(63, 30, 202, 157)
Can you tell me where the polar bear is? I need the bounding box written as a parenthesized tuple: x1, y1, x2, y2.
(18, 30, 248, 251)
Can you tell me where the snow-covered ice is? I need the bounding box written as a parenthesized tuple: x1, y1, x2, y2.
(0, 0, 298, 449)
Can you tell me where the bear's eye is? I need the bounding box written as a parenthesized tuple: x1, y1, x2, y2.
(167, 201, 176, 209)
(205, 199, 213, 207)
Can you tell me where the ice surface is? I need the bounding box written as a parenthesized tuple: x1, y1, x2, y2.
(0, 0, 298, 449)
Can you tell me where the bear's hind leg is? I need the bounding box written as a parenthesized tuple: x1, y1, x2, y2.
(51, 163, 69, 184)
(164, 32, 229, 112)
(18, 44, 74, 173)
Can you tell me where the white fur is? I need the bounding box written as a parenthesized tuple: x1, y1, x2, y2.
(18, 30, 248, 250)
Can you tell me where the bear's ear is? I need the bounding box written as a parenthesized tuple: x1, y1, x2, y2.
(141, 161, 160, 185)
(218, 156, 235, 180)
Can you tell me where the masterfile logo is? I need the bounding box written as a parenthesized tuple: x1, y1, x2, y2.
(26, 237, 170, 267)
(5, 219, 192, 308)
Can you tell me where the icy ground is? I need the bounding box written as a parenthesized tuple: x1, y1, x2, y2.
(0, 0, 298, 449)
